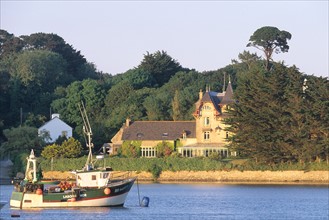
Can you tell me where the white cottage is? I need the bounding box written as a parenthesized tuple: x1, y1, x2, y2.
(38, 114, 72, 143)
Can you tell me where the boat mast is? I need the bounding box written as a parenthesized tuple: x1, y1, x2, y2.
(78, 101, 94, 170)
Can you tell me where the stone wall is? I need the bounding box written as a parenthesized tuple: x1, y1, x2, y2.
(42, 170, 329, 184)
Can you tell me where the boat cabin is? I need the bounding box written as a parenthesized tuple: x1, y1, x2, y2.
(75, 168, 112, 188)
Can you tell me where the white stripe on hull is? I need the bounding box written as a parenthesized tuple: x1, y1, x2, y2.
(10, 192, 129, 208)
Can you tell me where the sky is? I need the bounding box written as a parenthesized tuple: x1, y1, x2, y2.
(1, 1, 328, 77)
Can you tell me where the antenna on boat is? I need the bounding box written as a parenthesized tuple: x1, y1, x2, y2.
(78, 101, 94, 170)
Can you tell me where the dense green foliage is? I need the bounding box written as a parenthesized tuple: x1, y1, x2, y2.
(0, 126, 44, 156)
(1, 27, 328, 168)
(120, 141, 141, 158)
(35, 157, 329, 174)
(41, 137, 83, 159)
(156, 141, 174, 157)
(225, 63, 329, 164)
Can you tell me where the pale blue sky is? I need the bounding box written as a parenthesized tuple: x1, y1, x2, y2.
(1, 1, 328, 77)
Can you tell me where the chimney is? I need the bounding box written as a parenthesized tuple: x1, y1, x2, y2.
(126, 118, 131, 127)
(51, 114, 60, 119)
(199, 89, 203, 100)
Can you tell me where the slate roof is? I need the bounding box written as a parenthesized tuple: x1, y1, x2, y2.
(220, 82, 234, 105)
(198, 82, 234, 114)
(122, 121, 196, 141)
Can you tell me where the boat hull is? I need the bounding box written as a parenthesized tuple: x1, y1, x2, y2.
(10, 178, 135, 208)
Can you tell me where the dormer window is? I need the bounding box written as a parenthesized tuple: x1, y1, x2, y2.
(162, 133, 168, 138)
(182, 131, 187, 139)
(137, 133, 144, 138)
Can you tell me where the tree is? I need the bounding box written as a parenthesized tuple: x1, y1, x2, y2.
(61, 138, 83, 158)
(225, 63, 328, 164)
(231, 50, 261, 70)
(21, 33, 90, 80)
(41, 144, 61, 159)
(247, 26, 292, 71)
(138, 50, 182, 86)
(0, 29, 24, 59)
(13, 50, 68, 90)
(41, 137, 82, 159)
(51, 79, 106, 147)
(172, 90, 181, 121)
(123, 68, 156, 89)
(0, 126, 44, 156)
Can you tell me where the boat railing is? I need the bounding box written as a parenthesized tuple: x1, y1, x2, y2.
(107, 171, 133, 184)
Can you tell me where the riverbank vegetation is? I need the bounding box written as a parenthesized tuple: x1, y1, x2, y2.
(11, 152, 328, 179)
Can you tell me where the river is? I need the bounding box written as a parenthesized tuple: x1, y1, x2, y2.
(1, 183, 328, 219)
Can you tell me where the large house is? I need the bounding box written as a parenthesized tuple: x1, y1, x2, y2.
(111, 80, 234, 158)
(38, 114, 72, 143)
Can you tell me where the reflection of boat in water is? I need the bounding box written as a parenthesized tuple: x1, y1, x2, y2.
(0, 201, 6, 209)
(10, 103, 136, 208)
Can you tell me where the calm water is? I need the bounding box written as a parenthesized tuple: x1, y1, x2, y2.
(0, 183, 328, 220)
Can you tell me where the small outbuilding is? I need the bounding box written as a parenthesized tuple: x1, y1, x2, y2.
(38, 114, 72, 143)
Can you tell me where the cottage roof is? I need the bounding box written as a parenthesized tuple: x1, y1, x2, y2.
(122, 121, 196, 140)
(38, 116, 72, 130)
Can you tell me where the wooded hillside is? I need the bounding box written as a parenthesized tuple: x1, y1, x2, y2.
(0, 28, 328, 165)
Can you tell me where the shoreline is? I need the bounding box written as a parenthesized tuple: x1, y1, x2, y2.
(41, 170, 329, 185)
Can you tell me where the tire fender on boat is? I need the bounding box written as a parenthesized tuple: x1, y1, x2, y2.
(104, 187, 111, 195)
(69, 198, 76, 202)
(36, 188, 43, 195)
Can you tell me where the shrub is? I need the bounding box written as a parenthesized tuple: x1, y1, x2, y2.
(41, 144, 61, 159)
(61, 138, 83, 158)
(156, 141, 174, 157)
(41, 137, 82, 159)
(148, 163, 162, 181)
(121, 141, 141, 158)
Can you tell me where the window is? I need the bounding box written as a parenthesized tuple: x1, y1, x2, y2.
(202, 105, 211, 110)
(204, 131, 210, 140)
(204, 117, 210, 126)
(61, 131, 68, 137)
(226, 131, 229, 139)
(92, 175, 96, 180)
(141, 147, 157, 158)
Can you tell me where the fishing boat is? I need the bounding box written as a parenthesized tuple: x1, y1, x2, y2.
(10, 103, 136, 208)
